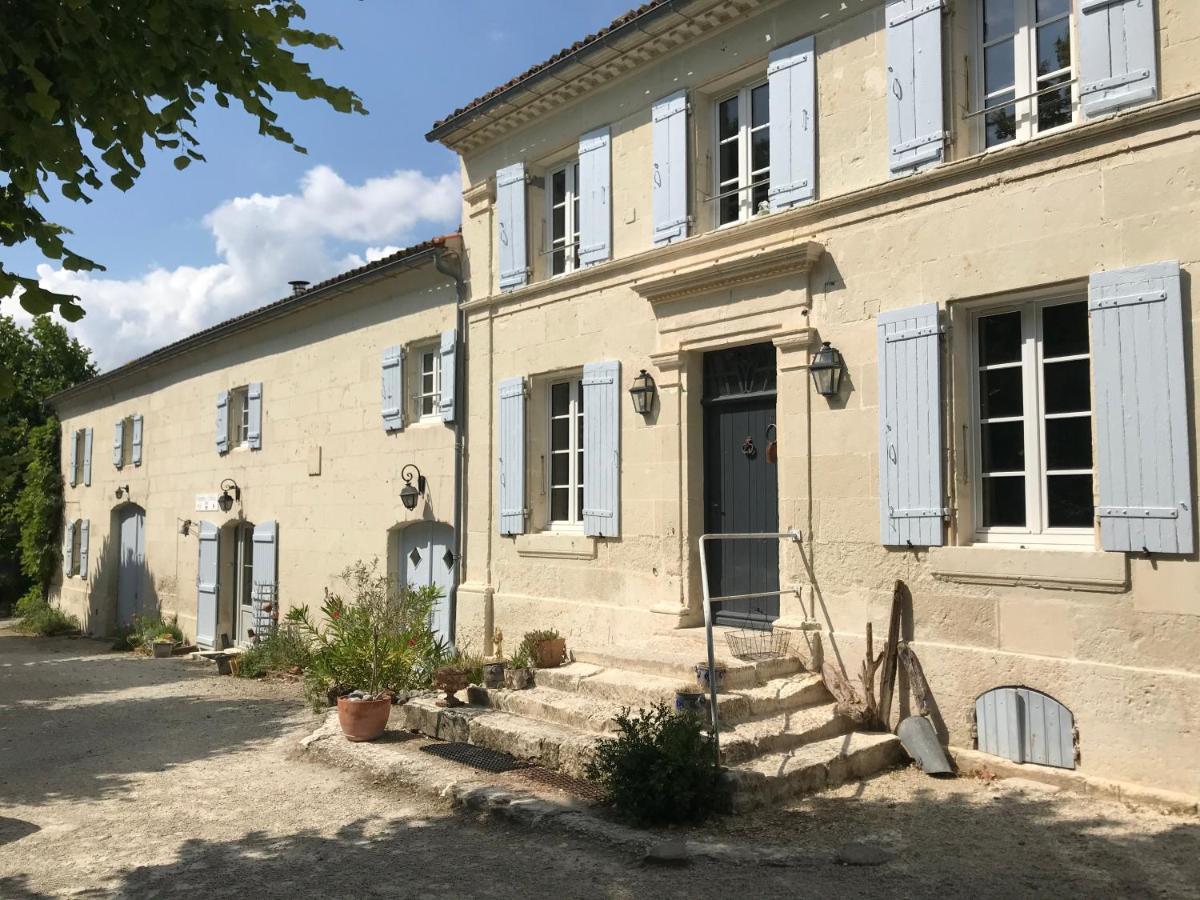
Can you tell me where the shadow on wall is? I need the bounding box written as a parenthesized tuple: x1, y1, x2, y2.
(82, 504, 167, 639)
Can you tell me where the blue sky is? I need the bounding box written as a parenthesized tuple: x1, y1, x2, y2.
(3, 1, 635, 369)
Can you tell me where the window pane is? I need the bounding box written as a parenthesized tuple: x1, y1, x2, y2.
(719, 141, 739, 184)
(982, 420, 1025, 472)
(577, 486, 584, 520)
(1043, 359, 1090, 414)
(751, 84, 769, 127)
(983, 476, 1026, 526)
(576, 381, 584, 411)
(552, 249, 565, 276)
(551, 488, 569, 521)
(751, 128, 769, 173)
(752, 180, 769, 214)
(551, 205, 565, 242)
(551, 417, 569, 450)
(718, 97, 738, 140)
(1036, 18, 1071, 75)
(1036, 75, 1073, 132)
(1046, 416, 1093, 470)
(983, 0, 1015, 41)
(551, 453, 569, 486)
(985, 94, 1018, 147)
(1036, 0, 1069, 22)
(1047, 474, 1094, 528)
(984, 39, 1015, 95)
(551, 382, 569, 416)
(979, 367, 1023, 418)
(978, 311, 1022, 365)
(719, 193, 739, 225)
(1041, 301, 1089, 358)
(552, 169, 566, 205)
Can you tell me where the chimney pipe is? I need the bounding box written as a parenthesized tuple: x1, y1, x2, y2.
(288, 280, 311, 296)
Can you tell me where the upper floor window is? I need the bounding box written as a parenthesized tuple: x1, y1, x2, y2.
(416, 346, 442, 421)
(72, 429, 87, 484)
(229, 386, 251, 448)
(972, 297, 1093, 544)
(548, 377, 584, 528)
(549, 160, 580, 275)
(715, 81, 770, 226)
(981, 0, 1074, 148)
(119, 416, 135, 468)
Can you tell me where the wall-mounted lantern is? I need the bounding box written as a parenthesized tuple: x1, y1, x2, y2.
(114, 484, 130, 500)
(810, 342, 845, 397)
(629, 368, 657, 416)
(400, 464, 426, 512)
(217, 478, 241, 513)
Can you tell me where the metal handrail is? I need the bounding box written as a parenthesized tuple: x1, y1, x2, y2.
(698, 529, 802, 764)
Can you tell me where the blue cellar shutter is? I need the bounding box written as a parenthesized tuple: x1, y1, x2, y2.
(68, 429, 78, 487)
(976, 687, 1076, 770)
(113, 420, 125, 469)
(439, 330, 457, 424)
(877, 303, 945, 546)
(582, 361, 621, 538)
(496, 163, 529, 291)
(78, 519, 90, 579)
(651, 90, 689, 245)
(216, 391, 230, 454)
(885, 0, 946, 175)
(196, 521, 219, 649)
(1090, 261, 1193, 555)
(1079, 0, 1158, 119)
(131, 414, 144, 467)
(767, 35, 817, 210)
(577, 126, 612, 266)
(247, 382, 263, 450)
(83, 428, 93, 486)
(497, 376, 527, 536)
(382, 346, 405, 432)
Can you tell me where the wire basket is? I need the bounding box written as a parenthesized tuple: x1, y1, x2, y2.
(724, 627, 792, 662)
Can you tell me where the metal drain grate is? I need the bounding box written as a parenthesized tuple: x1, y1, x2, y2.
(419, 742, 529, 774)
(516, 766, 608, 803)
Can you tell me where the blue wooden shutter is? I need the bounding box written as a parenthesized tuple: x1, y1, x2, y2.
(63, 519, 75, 577)
(886, 0, 945, 175)
(582, 361, 621, 537)
(651, 90, 688, 245)
(253, 519, 278, 603)
(78, 519, 90, 579)
(439, 330, 457, 424)
(382, 346, 405, 431)
(976, 687, 1076, 770)
(196, 521, 219, 649)
(247, 382, 263, 450)
(768, 35, 817, 210)
(578, 126, 612, 266)
(497, 376, 527, 535)
(113, 420, 125, 469)
(1090, 261, 1193, 555)
(496, 163, 528, 291)
(216, 391, 230, 453)
(131, 415, 143, 466)
(83, 428, 93, 486)
(1079, 0, 1158, 119)
(68, 429, 78, 487)
(877, 303, 945, 546)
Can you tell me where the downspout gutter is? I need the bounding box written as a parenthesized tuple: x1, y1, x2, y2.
(433, 245, 466, 647)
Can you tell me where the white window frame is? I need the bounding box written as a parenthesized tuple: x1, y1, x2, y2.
(547, 160, 580, 276)
(228, 386, 251, 449)
(120, 416, 135, 468)
(968, 292, 1095, 547)
(73, 429, 87, 485)
(976, 0, 1078, 150)
(415, 346, 442, 422)
(545, 376, 585, 532)
(713, 80, 770, 227)
(68, 519, 81, 576)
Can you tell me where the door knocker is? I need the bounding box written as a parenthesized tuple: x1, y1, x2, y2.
(741, 436, 757, 459)
(765, 423, 778, 464)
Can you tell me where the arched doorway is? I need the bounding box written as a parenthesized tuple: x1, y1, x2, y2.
(116, 504, 146, 627)
(392, 521, 455, 644)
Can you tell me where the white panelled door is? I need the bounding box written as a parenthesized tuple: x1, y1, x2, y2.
(398, 522, 456, 644)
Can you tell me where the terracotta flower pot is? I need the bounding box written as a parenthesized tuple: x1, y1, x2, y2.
(337, 696, 392, 742)
(152, 641, 174, 659)
(533, 637, 566, 669)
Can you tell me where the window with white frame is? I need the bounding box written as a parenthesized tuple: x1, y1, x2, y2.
(548, 160, 580, 276)
(979, 0, 1074, 149)
(120, 416, 135, 468)
(72, 429, 86, 484)
(971, 297, 1094, 543)
(714, 81, 770, 226)
(229, 386, 250, 448)
(415, 346, 441, 420)
(548, 378, 585, 528)
(68, 520, 81, 575)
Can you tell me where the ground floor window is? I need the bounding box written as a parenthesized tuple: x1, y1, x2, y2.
(548, 377, 584, 527)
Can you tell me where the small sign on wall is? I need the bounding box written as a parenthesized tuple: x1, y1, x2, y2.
(195, 493, 219, 512)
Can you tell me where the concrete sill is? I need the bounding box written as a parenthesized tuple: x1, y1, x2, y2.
(930, 545, 1128, 593)
(515, 532, 596, 560)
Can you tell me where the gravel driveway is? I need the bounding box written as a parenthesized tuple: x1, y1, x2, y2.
(1, 625, 1196, 899)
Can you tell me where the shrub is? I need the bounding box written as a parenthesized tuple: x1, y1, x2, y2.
(15, 589, 80, 637)
(584, 704, 723, 826)
(113, 613, 183, 652)
(236, 623, 313, 679)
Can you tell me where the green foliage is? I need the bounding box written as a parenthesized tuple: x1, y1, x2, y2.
(113, 613, 183, 652)
(287, 559, 450, 708)
(16, 419, 63, 593)
(445, 645, 486, 686)
(584, 704, 723, 827)
(15, 588, 80, 636)
(0, 1, 366, 323)
(509, 645, 533, 670)
(236, 622, 313, 678)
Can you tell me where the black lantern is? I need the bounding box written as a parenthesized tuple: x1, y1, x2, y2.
(809, 342, 845, 397)
(629, 368, 656, 416)
(400, 464, 425, 511)
(217, 478, 241, 513)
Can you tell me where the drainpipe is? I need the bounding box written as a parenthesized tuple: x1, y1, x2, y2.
(433, 245, 466, 647)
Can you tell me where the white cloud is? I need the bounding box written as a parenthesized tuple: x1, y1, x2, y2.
(3, 165, 460, 371)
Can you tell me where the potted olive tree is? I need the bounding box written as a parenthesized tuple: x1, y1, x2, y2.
(522, 629, 566, 669)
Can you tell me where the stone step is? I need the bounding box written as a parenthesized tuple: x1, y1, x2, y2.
(468, 685, 620, 734)
(571, 642, 802, 689)
(723, 732, 906, 813)
(718, 702, 853, 766)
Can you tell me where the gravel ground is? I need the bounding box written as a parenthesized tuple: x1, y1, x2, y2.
(1, 625, 1197, 899)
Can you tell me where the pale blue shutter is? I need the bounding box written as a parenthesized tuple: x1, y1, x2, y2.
(131, 415, 143, 466)
(1079, 0, 1158, 119)
(247, 382, 263, 450)
(68, 429, 78, 487)
(216, 391, 230, 453)
(78, 519, 90, 579)
(381, 346, 406, 431)
(976, 687, 1076, 770)
(577, 126, 612, 266)
(252, 520, 278, 604)
(196, 521, 219, 649)
(63, 519, 75, 577)
(497, 163, 528, 291)
(582, 360, 621, 538)
(886, 0, 946, 175)
(497, 377, 527, 535)
(439, 330, 457, 424)
(113, 420, 125, 469)
(877, 303, 945, 546)
(651, 90, 688, 245)
(768, 35, 817, 210)
(1090, 261, 1193, 555)
(83, 428, 93, 486)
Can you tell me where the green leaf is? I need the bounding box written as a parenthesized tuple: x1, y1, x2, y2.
(173, 155, 191, 170)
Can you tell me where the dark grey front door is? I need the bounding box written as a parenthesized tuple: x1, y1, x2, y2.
(702, 344, 779, 628)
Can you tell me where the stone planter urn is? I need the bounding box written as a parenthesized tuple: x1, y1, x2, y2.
(482, 660, 507, 689)
(532, 637, 566, 669)
(337, 696, 392, 742)
(434, 666, 469, 707)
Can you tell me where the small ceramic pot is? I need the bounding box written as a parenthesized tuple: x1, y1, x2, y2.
(694, 663, 728, 693)
(532, 637, 566, 669)
(337, 696, 392, 742)
(482, 661, 507, 689)
(675, 689, 709, 716)
(506, 666, 534, 690)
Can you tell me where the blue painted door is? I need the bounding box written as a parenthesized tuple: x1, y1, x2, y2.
(399, 522, 455, 644)
(117, 505, 146, 626)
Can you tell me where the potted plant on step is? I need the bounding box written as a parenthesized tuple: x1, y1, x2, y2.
(151, 632, 177, 658)
(674, 684, 708, 715)
(506, 646, 535, 690)
(482, 658, 507, 689)
(694, 661, 727, 693)
(434, 663, 470, 707)
(522, 629, 566, 669)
